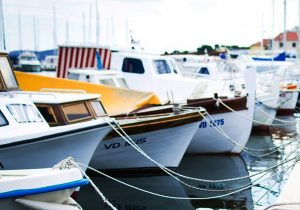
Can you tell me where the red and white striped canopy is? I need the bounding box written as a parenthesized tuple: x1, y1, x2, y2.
(56, 46, 111, 78)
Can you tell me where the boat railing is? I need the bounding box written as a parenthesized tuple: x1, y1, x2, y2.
(0, 91, 58, 99)
(40, 88, 87, 94)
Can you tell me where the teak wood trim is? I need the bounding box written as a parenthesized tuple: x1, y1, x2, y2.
(105, 111, 202, 139)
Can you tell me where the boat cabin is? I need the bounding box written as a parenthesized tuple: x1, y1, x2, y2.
(33, 92, 107, 126)
(0, 52, 107, 127)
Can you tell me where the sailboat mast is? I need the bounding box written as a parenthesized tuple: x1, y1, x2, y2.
(66, 18, 69, 44)
(18, 9, 22, 51)
(95, 0, 100, 45)
(283, 0, 287, 53)
(53, 3, 57, 48)
(33, 17, 38, 51)
(298, 0, 300, 58)
(0, 0, 6, 50)
(82, 11, 86, 43)
(88, 3, 92, 42)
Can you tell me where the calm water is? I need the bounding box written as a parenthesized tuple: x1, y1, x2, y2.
(77, 116, 300, 210)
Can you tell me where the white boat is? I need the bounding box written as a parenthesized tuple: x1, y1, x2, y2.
(41, 55, 57, 71)
(90, 106, 204, 170)
(0, 52, 113, 170)
(15, 51, 41, 72)
(64, 47, 256, 154)
(0, 160, 86, 210)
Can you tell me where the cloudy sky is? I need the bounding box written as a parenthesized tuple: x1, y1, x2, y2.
(1, 0, 299, 53)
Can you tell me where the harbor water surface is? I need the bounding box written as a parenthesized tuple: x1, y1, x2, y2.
(77, 116, 300, 210)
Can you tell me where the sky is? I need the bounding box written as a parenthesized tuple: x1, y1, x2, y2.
(1, 0, 300, 53)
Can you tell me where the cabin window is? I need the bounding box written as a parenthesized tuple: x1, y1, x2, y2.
(0, 111, 8, 126)
(98, 79, 115, 86)
(68, 73, 80, 81)
(36, 105, 58, 125)
(198, 67, 210, 75)
(116, 78, 129, 88)
(62, 102, 93, 122)
(122, 58, 145, 74)
(0, 57, 18, 90)
(153, 60, 171, 74)
(293, 42, 297, 48)
(7, 104, 43, 123)
(90, 101, 107, 117)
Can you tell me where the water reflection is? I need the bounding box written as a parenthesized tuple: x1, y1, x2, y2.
(178, 155, 253, 209)
(78, 155, 252, 210)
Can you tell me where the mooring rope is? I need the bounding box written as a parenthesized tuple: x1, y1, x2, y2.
(180, 106, 299, 156)
(214, 98, 298, 126)
(103, 116, 300, 185)
(54, 158, 118, 210)
(74, 160, 299, 201)
(255, 99, 297, 124)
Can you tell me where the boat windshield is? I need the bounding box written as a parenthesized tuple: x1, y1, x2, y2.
(98, 79, 116, 87)
(7, 104, 43, 123)
(20, 56, 37, 61)
(153, 59, 172, 74)
(116, 78, 129, 88)
(0, 110, 8, 126)
(0, 56, 19, 90)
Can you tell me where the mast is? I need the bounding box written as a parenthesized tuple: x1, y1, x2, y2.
(0, 0, 6, 50)
(298, 0, 300, 58)
(88, 3, 92, 42)
(283, 0, 287, 53)
(18, 9, 22, 51)
(33, 17, 38, 51)
(65, 18, 70, 44)
(53, 3, 57, 48)
(272, 0, 275, 54)
(95, 0, 100, 45)
(82, 11, 86, 43)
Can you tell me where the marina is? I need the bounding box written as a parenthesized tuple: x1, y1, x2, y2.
(2, 0, 300, 210)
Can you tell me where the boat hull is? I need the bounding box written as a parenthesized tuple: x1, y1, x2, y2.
(253, 102, 277, 126)
(90, 121, 199, 170)
(277, 90, 299, 115)
(187, 109, 252, 154)
(0, 125, 111, 171)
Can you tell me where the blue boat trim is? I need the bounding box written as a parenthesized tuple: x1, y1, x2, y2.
(0, 178, 89, 199)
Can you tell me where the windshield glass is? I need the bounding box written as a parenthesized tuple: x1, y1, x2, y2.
(7, 104, 43, 123)
(0, 56, 18, 90)
(98, 79, 116, 86)
(116, 78, 129, 88)
(153, 59, 171, 74)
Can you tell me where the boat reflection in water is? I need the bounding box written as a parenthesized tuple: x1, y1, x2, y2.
(77, 155, 252, 210)
(177, 154, 253, 209)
